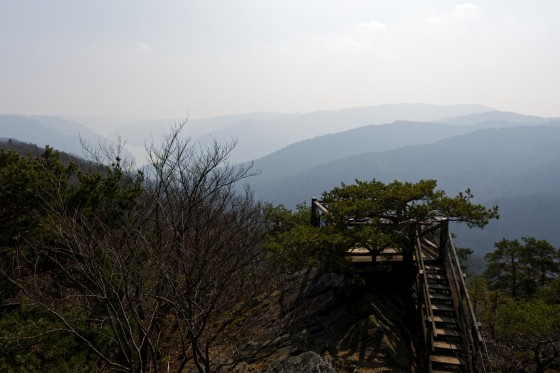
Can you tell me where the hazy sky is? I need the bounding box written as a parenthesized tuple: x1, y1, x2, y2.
(1, 0, 559, 120)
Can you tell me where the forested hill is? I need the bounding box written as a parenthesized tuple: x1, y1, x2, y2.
(249, 119, 547, 183)
(0, 138, 87, 166)
(252, 124, 560, 206)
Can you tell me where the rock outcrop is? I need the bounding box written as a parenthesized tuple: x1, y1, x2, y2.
(232, 266, 421, 372)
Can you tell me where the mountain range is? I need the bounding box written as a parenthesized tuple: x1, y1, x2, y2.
(108, 103, 493, 163)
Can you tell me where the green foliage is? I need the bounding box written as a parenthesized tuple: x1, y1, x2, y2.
(65, 157, 143, 227)
(0, 147, 75, 247)
(537, 276, 560, 304)
(478, 237, 560, 371)
(322, 179, 498, 258)
(485, 238, 525, 297)
(0, 305, 106, 372)
(2, 130, 276, 372)
(265, 203, 351, 270)
(491, 299, 560, 370)
(494, 300, 560, 343)
(0, 148, 142, 372)
(522, 237, 560, 288)
(0, 148, 78, 306)
(485, 237, 560, 298)
(455, 246, 473, 273)
(323, 179, 498, 228)
(266, 179, 498, 271)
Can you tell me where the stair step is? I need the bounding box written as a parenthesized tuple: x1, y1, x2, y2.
(434, 340, 463, 351)
(424, 264, 445, 271)
(431, 298, 453, 306)
(430, 292, 453, 300)
(429, 283, 451, 290)
(430, 355, 463, 365)
(433, 315, 457, 324)
(432, 303, 454, 312)
(430, 354, 463, 365)
(435, 328, 461, 337)
(427, 273, 448, 280)
(422, 253, 439, 261)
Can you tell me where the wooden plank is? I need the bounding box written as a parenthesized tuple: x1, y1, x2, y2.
(423, 238, 439, 250)
(427, 273, 448, 280)
(430, 293, 453, 301)
(430, 354, 463, 365)
(432, 303, 454, 312)
(422, 252, 438, 260)
(433, 340, 463, 350)
(377, 255, 403, 262)
(424, 264, 445, 271)
(432, 315, 457, 324)
(346, 256, 373, 263)
(429, 283, 451, 290)
(435, 328, 461, 337)
(346, 252, 376, 256)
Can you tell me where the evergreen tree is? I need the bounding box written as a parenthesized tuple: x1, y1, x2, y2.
(485, 237, 560, 298)
(268, 179, 498, 270)
(485, 238, 526, 297)
(521, 236, 560, 288)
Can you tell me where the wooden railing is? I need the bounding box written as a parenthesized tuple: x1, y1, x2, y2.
(416, 219, 491, 373)
(445, 230, 491, 373)
(311, 198, 328, 227)
(414, 229, 437, 359)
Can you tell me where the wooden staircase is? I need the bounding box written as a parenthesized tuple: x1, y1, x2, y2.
(415, 220, 491, 373)
(424, 261, 466, 372)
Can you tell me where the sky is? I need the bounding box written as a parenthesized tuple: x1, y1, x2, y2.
(1, 0, 560, 121)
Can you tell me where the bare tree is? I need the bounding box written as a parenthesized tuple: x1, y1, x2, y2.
(4, 122, 278, 372)
(144, 123, 276, 372)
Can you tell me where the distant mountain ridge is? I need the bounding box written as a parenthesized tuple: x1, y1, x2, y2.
(438, 110, 559, 125)
(2, 104, 494, 165)
(249, 118, 545, 183)
(109, 104, 493, 163)
(0, 115, 113, 158)
(251, 123, 560, 206)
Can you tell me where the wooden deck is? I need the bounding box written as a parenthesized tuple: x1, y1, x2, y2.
(344, 247, 403, 262)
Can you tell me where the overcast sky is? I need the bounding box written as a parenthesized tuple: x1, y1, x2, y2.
(1, 0, 559, 120)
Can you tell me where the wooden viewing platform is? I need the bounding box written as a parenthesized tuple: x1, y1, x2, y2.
(311, 198, 492, 373)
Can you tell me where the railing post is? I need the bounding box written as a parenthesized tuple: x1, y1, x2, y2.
(311, 198, 320, 227)
(438, 219, 449, 261)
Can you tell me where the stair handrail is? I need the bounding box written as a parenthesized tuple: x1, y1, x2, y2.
(446, 231, 492, 373)
(415, 228, 437, 354)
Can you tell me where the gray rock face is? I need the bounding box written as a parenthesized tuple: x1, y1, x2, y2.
(262, 351, 336, 373)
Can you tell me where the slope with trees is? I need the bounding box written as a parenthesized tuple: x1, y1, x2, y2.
(468, 237, 560, 372)
(0, 124, 281, 372)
